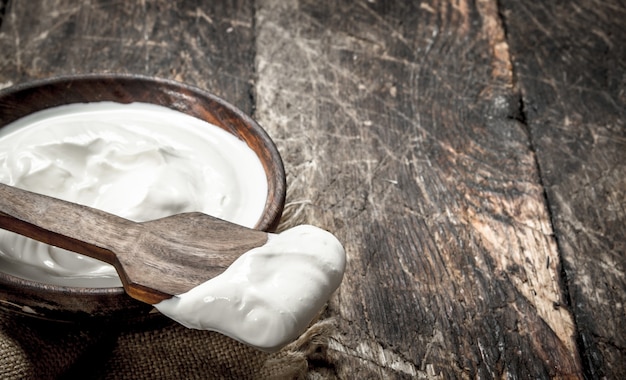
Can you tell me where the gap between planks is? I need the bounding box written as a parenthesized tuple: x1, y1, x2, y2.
(494, 0, 588, 376)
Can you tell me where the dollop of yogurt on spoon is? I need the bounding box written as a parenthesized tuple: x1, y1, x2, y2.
(154, 224, 346, 352)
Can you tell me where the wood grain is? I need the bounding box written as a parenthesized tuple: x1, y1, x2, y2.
(254, 0, 582, 377)
(500, 1, 626, 378)
(0, 0, 255, 112)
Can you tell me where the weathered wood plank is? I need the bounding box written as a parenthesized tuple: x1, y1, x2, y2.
(255, 0, 582, 377)
(0, 0, 254, 112)
(500, 0, 626, 378)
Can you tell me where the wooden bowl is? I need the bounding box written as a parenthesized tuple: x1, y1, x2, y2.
(0, 74, 286, 322)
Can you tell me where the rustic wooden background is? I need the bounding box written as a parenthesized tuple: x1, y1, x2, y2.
(0, 0, 624, 378)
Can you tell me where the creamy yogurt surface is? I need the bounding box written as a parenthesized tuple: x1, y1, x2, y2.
(154, 224, 346, 352)
(0, 102, 268, 287)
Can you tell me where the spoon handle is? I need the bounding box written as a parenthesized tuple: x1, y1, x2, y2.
(0, 182, 136, 265)
(0, 182, 271, 304)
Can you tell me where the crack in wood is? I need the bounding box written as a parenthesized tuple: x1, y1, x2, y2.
(484, 3, 591, 376)
(495, 0, 626, 377)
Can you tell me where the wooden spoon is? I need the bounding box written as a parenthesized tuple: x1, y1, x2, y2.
(0, 182, 269, 304)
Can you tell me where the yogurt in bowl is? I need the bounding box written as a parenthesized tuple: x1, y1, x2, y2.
(0, 74, 286, 321)
(0, 101, 269, 288)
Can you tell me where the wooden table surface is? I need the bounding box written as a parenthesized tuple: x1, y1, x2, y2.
(1, 0, 624, 378)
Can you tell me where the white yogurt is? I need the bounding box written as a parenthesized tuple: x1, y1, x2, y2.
(0, 102, 268, 287)
(154, 224, 346, 352)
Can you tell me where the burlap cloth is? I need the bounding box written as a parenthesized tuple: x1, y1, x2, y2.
(0, 310, 335, 379)
(0, 208, 339, 379)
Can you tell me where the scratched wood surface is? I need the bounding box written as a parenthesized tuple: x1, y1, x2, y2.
(0, 0, 254, 112)
(0, 0, 624, 378)
(500, 1, 626, 378)
(254, 1, 582, 378)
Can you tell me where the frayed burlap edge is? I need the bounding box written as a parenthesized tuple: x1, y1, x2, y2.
(261, 318, 336, 379)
